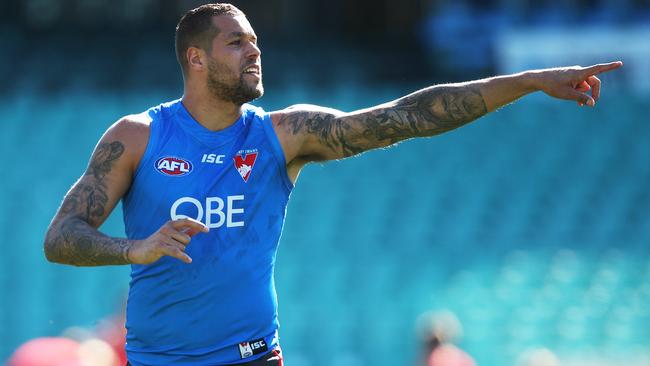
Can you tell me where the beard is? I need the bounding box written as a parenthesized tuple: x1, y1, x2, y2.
(206, 58, 264, 105)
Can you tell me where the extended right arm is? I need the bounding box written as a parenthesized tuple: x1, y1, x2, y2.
(44, 117, 207, 266)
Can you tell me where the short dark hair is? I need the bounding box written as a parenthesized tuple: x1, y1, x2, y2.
(175, 3, 245, 75)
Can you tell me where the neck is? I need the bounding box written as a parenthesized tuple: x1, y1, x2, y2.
(181, 85, 243, 131)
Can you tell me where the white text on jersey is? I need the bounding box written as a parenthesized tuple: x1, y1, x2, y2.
(201, 154, 225, 164)
(170, 195, 245, 228)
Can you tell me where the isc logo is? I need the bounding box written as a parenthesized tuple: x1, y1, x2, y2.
(238, 338, 267, 359)
(155, 157, 193, 176)
(201, 153, 225, 164)
(250, 340, 266, 350)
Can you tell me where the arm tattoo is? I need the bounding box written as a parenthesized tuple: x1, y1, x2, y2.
(45, 141, 131, 266)
(282, 84, 488, 159)
(86, 141, 124, 181)
(45, 218, 131, 266)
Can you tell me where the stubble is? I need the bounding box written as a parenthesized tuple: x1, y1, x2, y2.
(207, 58, 263, 105)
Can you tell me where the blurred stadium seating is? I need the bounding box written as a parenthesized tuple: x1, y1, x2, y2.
(2, 88, 648, 365)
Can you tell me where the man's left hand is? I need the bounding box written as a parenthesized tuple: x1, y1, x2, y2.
(532, 61, 623, 107)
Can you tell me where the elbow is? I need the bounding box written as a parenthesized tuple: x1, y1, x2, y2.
(44, 248, 58, 263)
(43, 230, 59, 263)
(43, 217, 88, 266)
(43, 222, 67, 264)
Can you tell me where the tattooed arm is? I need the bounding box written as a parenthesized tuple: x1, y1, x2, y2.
(43, 118, 145, 266)
(44, 117, 209, 266)
(271, 62, 623, 181)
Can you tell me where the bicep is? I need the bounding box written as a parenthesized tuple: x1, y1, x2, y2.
(58, 141, 130, 228)
(273, 102, 407, 162)
(271, 105, 344, 163)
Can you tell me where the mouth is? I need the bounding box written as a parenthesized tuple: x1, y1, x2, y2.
(242, 64, 261, 77)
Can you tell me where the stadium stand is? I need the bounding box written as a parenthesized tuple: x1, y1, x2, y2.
(2, 86, 647, 365)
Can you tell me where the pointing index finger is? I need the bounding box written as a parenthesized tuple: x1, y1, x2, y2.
(581, 61, 623, 76)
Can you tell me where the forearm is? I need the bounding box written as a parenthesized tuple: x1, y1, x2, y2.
(389, 82, 489, 138)
(44, 216, 132, 266)
(474, 71, 539, 112)
(393, 71, 538, 133)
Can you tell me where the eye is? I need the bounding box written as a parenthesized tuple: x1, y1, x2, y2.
(229, 40, 241, 46)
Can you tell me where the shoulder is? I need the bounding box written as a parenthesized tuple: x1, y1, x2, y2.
(99, 113, 152, 173)
(105, 113, 151, 152)
(108, 112, 151, 138)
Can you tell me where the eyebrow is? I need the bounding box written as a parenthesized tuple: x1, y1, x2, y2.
(226, 31, 257, 40)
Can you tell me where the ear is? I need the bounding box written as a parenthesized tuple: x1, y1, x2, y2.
(187, 47, 206, 72)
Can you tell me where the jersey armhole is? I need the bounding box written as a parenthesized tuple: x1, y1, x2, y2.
(260, 113, 294, 192)
(131, 114, 159, 183)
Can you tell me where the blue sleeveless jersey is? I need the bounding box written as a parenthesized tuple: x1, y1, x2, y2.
(122, 99, 293, 365)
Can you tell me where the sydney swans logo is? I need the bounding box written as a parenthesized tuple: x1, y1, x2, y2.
(233, 149, 258, 182)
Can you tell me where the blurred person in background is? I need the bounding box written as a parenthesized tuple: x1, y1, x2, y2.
(42, 2, 622, 365)
(8, 336, 118, 366)
(516, 348, 559, 366)
(417, 310, 475, 366)
(8, 337, 82, 366)
(94, 311, 128, 366)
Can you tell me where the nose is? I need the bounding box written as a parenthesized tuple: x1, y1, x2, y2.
(246, 41, 261, 60)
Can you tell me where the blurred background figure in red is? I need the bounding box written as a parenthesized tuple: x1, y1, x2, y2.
(8, 331, 120, 366)
(94, 314, 127, 366)
(417, 310, 476, 366)
(7, 337, 82, 366)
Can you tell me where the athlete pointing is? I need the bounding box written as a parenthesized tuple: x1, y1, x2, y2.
(44, 3, 622, 366)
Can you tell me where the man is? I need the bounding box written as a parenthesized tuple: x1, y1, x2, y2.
(417, 310, 475, 366)
(43, 3, 622, 366)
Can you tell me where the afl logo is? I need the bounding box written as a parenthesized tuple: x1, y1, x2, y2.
(155, 156, 193, 177)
